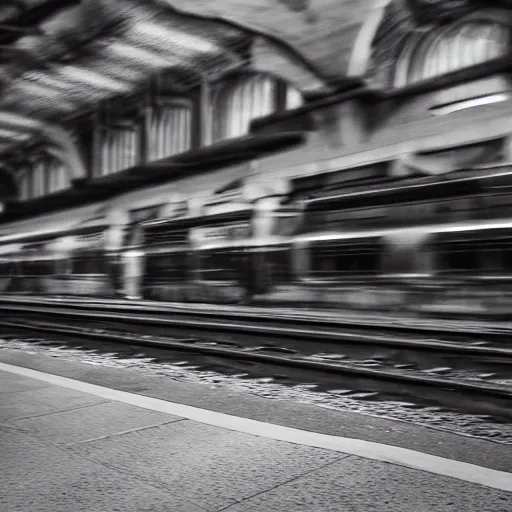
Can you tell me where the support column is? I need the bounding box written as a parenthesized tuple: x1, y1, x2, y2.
(92, 111, 104, 179)
(504, 134, 512, 163)
(140, 82, 153, 166)
(199, 77, 212, 147)
(338, 100, 366, 146)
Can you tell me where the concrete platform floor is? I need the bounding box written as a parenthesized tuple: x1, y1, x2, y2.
(1, 363, 512, 512)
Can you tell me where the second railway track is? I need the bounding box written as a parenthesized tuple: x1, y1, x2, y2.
(0, 297, 511, 421)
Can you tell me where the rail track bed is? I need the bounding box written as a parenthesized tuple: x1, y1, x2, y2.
(0, 295, 511, 422)
(1, 295, 511, 339)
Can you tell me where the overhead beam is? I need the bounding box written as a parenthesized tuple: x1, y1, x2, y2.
(151, 0, 329, 81)
(251, 36, 328, 93)
(0, 0, 81, 46)
(347, 0, 391, 77)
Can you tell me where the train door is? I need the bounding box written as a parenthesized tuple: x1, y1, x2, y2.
(123, 250, 144, 299)
(382, 229, 433, 310)
(381, 230, 432, 277)
(250, 198, 302, 295)
(122, 224, 144, 299)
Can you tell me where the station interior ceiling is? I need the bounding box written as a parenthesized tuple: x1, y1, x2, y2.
(0, 0, 257, 154)
(0, 0, 357, 156)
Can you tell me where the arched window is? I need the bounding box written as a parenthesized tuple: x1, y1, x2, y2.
(19, 166, 31, 201)
(146, 101, 191, 161)
(211, 74, 303, 143)
(97, 123, 140, 177)
(31, 160, 46, 198)
(286, 86, 304, 110)
(18, 155, 70, 201)
(47, 159, 68, 194)
(396, 19, 510, 87)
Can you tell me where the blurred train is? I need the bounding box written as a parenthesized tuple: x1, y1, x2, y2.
(1, 165, 512, 314)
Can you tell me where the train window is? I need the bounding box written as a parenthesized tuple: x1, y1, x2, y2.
(504, 253, 512, 273)
(54, 259, 70, 275)
(444, 248, 479, 273)
(436, 240, 480, 274)
(145, 252, 189, 281)
(272, 214, 302, 237)
(0, 260, 15, 277)
(143, 227, 189, 247)
(381, 246, 419, 275)
(479, 237, 512, 274)
(434, 229, 512, 275)
(21, 260, 55, 277)
(265, 249, 294, 284)
(308, 239, 382, 279)
(71, 252, 106, 274)
(483, 247, 505, 272)
(198, 251, 241, 282)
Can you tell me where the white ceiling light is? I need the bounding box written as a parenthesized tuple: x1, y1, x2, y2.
(107, 42, 183, 68)
(87, 57, 147, 83)
(0, 112, 40, 130)
(131, 21, 219, 55)
(22, 71, 71, 91)
(21, 71, 103, 104)
(56, 65, 134, 92)
(17, 81, 72, 100)
(0, 128, 30, 140)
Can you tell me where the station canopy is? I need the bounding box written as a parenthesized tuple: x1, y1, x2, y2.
(0, 0, 249, 154)
(0, 0, 378, 154)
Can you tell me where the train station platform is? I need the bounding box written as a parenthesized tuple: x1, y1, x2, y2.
(1, 355, 511, 511)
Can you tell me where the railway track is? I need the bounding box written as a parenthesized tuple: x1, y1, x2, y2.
(0, 297, 511, 420)
(0, 295, 511, 339)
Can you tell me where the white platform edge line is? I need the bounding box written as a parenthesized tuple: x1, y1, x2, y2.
(1, 362, 511, 493)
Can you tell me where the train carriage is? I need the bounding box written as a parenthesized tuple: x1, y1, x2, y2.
(14, 242, 62, 294)
(0, 219, 112, 297)
(140, 208, 254, 303)
(4, 165, 512, 315)
(418, 221, 512, 315)
(140, 216, 198, 302)
(263, 168, 512, 312)
(65, 228, 112, 297)
(190, 213, 253, 303)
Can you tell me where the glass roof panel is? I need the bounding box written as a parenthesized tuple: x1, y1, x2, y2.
(0, 0, 258, 154)
(55, 65, 134, 92)
(130, 21, 220, 55)
(0, 128, 31, 141)
(109, 41, 184, 67)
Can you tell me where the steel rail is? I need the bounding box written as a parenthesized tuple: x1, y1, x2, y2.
(1, 319, 511, 402)
(0, 302, 511, 357)
(0, 295, 510, 339)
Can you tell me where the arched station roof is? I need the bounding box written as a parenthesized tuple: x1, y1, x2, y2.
(364, 0, 512, 86)
(0, 0, 383, 189)
(0, 0, 250, 156)
(2, 0, 509, 192)
(0, 0, 380, 124)
(2, 1, 511, 141)
(159, 0, 379, 81)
